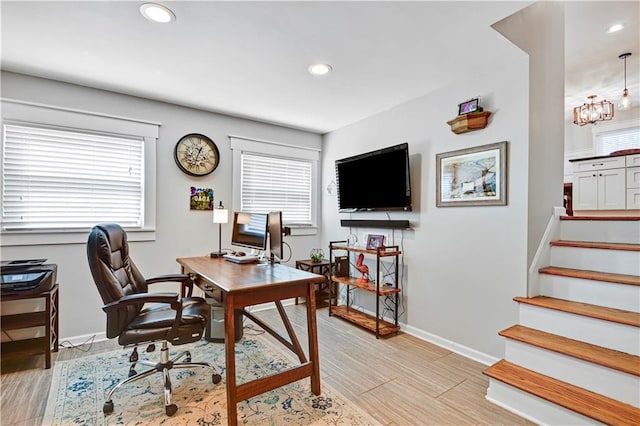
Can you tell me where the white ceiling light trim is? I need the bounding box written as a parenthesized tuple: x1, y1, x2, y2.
(607, 23, 624, 33)
(308, 64, 333, 76)
(139, 3, 175, 23)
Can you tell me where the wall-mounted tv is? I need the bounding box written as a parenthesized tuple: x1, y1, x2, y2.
(335, 143, 412, 212)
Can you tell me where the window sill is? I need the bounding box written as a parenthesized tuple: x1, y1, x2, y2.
(0, 228, 156, 247)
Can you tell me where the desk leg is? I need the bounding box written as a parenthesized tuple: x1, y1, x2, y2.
(225, 294, 238, 426)
(305, 283, 321, 395)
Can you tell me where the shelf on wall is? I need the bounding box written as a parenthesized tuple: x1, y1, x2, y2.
(447, 111, 491, 134)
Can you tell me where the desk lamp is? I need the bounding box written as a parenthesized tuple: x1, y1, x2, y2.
(210, 201, 228, 258)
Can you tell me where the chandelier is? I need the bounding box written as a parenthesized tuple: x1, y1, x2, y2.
(572, 95, 614, 126)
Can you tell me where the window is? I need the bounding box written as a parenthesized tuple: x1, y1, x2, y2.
(594, 125, 640, 155)
(230, 136, 319, 229)
(2, 124, 144, 230)
(240, 153, 312, 224)
(1, 99, 159, 245)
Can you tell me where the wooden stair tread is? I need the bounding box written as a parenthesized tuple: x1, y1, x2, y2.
(551, 240, 640, 252)
(539, 266, 640, 286)
(514, 296, 640, 327)
(560, 215, 640, 221)
(500, 325, 640, 376)
(484, 360, 640, 426)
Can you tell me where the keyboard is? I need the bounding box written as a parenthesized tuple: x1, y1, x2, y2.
(223, 254, 260, 264)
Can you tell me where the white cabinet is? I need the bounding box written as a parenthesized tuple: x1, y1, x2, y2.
(627, 166, 640, 209)
(572, 156, 628, 211)
(573, 169, 626, 210)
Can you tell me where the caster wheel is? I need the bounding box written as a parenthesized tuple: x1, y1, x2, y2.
(212, 373, 222, 384)
(128, 369, 137, 377)
(103, 401, 114, 414)
(165, 404, 178, 416)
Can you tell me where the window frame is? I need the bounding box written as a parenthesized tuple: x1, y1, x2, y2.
(0, 99, 159, 246)
(229, 136, 319, 235)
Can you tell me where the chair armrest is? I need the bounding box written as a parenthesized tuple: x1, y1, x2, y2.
(102, 292, 179, 313)
(146, 273, 195, 297)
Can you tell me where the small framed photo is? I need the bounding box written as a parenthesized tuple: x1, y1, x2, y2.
(458, 98, 479, 115)
(366, 234, 385, 250)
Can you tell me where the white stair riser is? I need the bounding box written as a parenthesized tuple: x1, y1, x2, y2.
(550, 246, 640, 276)
(519, 304, 640, 355)
(560, 220, 640, 244)
(504, 340, 640, 407)
(539, 274, 640, 312)
(486, 379, 603, 425)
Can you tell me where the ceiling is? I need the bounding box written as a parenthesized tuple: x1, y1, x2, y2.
(1, 1, 638, 134)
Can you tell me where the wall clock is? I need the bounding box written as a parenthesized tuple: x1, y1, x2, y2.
(173, 133, 220, 177)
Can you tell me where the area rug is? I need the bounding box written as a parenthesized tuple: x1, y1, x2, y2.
(43, 335, 380, 425)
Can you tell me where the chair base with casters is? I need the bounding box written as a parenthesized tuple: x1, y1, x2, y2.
(103, 341, 222, 416)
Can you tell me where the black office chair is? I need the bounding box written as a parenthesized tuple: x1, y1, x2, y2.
(87, 223, 221, 416)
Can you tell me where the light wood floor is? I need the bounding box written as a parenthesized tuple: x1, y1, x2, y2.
(1, 303, 532, 425)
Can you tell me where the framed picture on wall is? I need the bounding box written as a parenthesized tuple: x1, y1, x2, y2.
(436, 141, 508, 207)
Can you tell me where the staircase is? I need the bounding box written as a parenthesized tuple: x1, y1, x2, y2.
(484, 216, 640, 425)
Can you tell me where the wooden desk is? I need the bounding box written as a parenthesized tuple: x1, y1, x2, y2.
(175, 256, 325, 426)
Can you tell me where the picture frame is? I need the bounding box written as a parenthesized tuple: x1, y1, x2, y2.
(366, 234, 385, 250)
(190, 187, 214, 210)
(436, 141, 508, 207)
(458, 98, 479, 115)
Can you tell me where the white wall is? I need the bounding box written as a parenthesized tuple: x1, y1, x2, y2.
(0, 71, 322, 341)
(320, 29, 530, 358)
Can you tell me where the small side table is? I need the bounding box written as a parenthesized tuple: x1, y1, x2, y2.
(1, 283, 59, 369)
(295, 259, 333, 307)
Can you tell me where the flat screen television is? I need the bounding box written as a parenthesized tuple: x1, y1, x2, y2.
(268, 211, 283, 264)
(335, 143, 412, 212)
(230, 212, 268, 251)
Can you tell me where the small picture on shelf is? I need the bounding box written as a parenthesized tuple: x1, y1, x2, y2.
(458, 98, 480, 115)
(366, 234, 385, 250)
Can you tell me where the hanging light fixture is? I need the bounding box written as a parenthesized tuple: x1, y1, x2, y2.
(572, 95, 614, 126)
(618, 52, 632, 110)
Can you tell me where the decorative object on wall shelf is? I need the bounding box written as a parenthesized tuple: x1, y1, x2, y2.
(447, 111, 492, 134)
(365, 234, 385, 250)
(436, 141, 508, 207)
(190, 187, 214, 210)
(458, 98, 482, 115)
(572, 95, 614, 126)
(310, 248, 325, 262)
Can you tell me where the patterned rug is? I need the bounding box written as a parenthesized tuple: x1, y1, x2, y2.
(43, 335, 379, 425)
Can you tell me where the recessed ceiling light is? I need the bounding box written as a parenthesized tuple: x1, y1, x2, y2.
(308, 64, 333, 76)
(140, 3, 176, 23)
(607, 23, 624, 33)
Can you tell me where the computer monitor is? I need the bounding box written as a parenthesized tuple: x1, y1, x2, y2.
(230, 212, 268, 252)
(268, 211, 283, 264)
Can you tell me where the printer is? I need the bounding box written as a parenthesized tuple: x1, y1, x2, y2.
(0, 259, 57, 296)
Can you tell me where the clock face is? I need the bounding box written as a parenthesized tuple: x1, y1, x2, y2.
(173, 134, 220, 176)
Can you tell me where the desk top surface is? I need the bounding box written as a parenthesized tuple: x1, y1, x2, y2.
(176, 256, 326, 294)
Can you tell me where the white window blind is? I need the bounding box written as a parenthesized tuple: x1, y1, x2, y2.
(595, 126, 640, 155)
(2, 124, 144, 230)
(240, 152, 312, 225)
